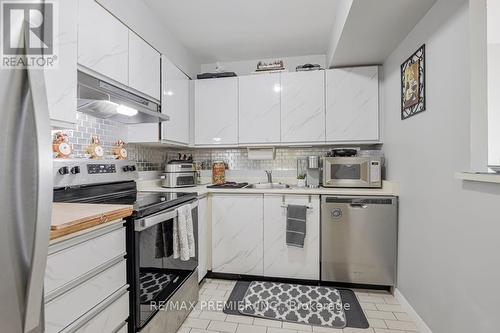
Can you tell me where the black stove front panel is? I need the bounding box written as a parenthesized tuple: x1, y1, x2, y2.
(134, 192, 197, 218)
(53, 181, 137, 204)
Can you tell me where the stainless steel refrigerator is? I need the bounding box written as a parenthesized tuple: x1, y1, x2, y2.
(0, 27, 53, 333)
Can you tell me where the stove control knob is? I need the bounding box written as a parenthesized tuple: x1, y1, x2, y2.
(58, 166, 69, 175)
(123, 166, 130, 172)
(129, 165, 136, 171)
(70, 166, 80, 174)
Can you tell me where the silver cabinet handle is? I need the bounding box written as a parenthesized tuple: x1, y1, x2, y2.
(23, 27, 53, 333)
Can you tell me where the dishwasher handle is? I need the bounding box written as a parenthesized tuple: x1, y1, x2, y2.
(349, 203, 368, 209)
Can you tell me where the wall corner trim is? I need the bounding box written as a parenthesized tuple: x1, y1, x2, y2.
(394, 288, 433, 333)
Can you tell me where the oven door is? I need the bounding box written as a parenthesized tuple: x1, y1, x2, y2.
(323, 157, 370, 187)
(127, 200, 198, 330)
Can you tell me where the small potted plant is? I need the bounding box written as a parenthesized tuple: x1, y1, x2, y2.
(297, 173, 306, 188)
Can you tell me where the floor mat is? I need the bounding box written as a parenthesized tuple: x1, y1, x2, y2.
(139, 272, 175, 304)
(239, 281, 346, 329)
(223, 280, 369, 329)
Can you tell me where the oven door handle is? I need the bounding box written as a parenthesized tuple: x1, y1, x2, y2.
(135, 200, 198, 232)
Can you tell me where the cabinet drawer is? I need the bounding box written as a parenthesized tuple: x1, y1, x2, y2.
(45, 227, 126, 295)
(45, 260, 127, 333)
(74, 291, 129, 333)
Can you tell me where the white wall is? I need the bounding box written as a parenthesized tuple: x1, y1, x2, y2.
(200, 54, 326, 76)
(382, 0, 500, 332)
(487, 0, 500, 165)
(96, 0, 200, 78)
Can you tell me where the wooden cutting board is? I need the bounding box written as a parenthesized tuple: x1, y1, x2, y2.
(51, 203, 133, 240)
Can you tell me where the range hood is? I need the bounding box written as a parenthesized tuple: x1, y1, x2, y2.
(77, 71, 169, 124)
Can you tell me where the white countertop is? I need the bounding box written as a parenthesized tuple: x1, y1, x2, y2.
(137, 180, 399, 197)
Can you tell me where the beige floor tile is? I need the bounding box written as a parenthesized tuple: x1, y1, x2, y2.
(364, 310, 396, 320)
(184, 318, 210, 329)
(176, 326, 191, 333)
(190, 329, 220, 333)
(375, 304, 403, 312)
(225, 314, 254, 324)
(382, 297, 399, 305)
(357, 295, 387, 303)
(204, 289, 228, 297)
(235, 323, 267, 333)
(253, 317, 283, 327)
(282, 322, 313, 331)
(360, 302, 377, 310)
(311, 326, 344, 332)
(393, 312, 412, 322)
(207, 320, 238, 333)
(267, 328, 299, 333)
(384, 319, 417, 331)
(343, 328, 375, 333)
(368, 318, 387, 329)
(189, 308, 202, 318)
(199, 310, 228, 321)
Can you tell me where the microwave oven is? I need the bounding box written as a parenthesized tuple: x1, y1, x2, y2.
(323, 156, 382, 188)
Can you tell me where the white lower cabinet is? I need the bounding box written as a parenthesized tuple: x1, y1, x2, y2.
(211, 194, 264, 275)
(210, 194, 319, 280)
(198, 196, 208, 282)
(263, 195, 320, 280)
(44, 224, 128, 333)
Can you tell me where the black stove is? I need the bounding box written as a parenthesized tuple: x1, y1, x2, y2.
(134, 191, 197, 218)
(52, 159, 200, 333)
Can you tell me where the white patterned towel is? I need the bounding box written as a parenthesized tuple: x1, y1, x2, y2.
(174, 204, 196, 261)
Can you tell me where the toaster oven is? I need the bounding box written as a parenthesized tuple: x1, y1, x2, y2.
(323, 156, 382, 188)
(161, 162, 196, 188)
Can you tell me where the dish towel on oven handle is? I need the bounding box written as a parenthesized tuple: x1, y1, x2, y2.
(173, 203, 196, 261)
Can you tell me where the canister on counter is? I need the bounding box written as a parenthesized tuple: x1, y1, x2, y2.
(212, 161, 226, 185)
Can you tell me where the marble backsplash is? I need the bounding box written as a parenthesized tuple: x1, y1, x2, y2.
(53, 112, 381, 173)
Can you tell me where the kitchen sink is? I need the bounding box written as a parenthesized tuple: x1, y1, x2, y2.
(246, 183, 291, 189)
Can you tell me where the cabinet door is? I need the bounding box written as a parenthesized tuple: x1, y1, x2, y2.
(197, 196, 208, 282)
(195, 78, 238, 145)
(128, 31, 161, 100)
(263, 195, 320, 280)
(281, 71, 325, 143)
(238, 74, 281, 144)
(46, 0, 77, 126)
(161, 56, 190, 144)
(77, 0, 128, 85)
(212, 194, 263, 275)
(326, 67, 379, 142)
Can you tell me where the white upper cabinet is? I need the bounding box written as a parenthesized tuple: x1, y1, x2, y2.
(77, 0, 129, 85)
(46, 0, 77, 126)
(195, 77, 238, 145)
(281, 71, 325, 143)
(128, 32, 161, 100)
(161, 56, 190, 144)
(326, 66, 379, 142)
(238, 74, 281, 144)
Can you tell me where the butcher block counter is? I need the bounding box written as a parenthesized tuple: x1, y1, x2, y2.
(51, 203, 133, 242)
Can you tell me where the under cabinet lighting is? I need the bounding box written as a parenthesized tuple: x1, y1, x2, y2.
(273, 84, 282, 93)
(116, 104, 138, 117)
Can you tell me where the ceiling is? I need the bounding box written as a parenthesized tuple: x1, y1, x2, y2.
(144, 0, 437, 66)
(330, 0, 437, 67)
(143, 0, 342, 64)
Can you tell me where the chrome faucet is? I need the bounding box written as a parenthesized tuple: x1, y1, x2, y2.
(265, 170, 273, 183)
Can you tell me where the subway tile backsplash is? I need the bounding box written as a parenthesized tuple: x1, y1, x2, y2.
(54, 112, 380, 173)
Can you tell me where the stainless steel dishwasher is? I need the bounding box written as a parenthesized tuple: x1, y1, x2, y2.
(321, 196, 398, 286)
